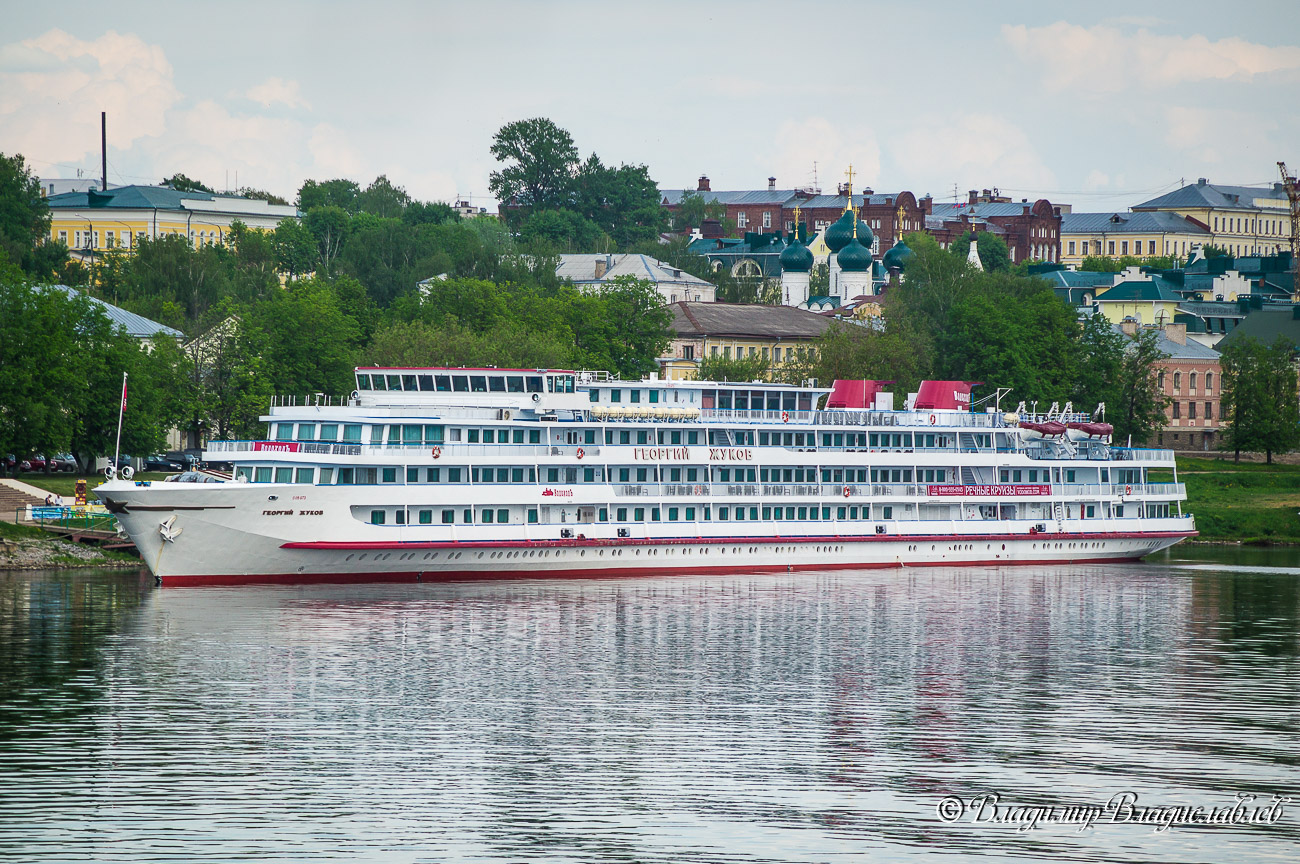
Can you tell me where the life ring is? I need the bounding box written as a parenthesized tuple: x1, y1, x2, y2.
(843, 486, 851, 498)
(781, 411, 790, 423)
(431, 446, 442, 459)
(576, 447, 585, 460)
(1124, 484, 1132, 495)
(929, 414, 936, 425)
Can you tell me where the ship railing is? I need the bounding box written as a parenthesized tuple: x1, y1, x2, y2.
(700, 409, 816, 423)
(814, 410, 1004, 428)
(1110, 447, 1177, 463)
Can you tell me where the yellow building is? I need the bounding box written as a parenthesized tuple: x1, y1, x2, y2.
(660, 301, 833, 380)
(46, 184, 297, 262)
(1060, 211, 1212, 267)
(1130, 178, 1291, 259)
(1092, 279, 1183, 325)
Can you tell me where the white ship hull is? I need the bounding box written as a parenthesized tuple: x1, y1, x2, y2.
(102, 480, 1194, 586)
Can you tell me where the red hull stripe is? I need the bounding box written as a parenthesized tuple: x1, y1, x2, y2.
(281, 530, 1196, 551)
(161, 556, 1149, 587)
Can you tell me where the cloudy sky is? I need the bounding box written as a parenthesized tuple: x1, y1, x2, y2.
(2, 1, 1297, 214)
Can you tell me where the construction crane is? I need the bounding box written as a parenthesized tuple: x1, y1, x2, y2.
(1279, 161, 1300, 301)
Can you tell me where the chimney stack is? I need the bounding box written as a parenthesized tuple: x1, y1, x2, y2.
(968, 190, 979, 205)
(768, 176, 776, 190)
(697, 175, 711, 192)
(594, 256, 607, 279)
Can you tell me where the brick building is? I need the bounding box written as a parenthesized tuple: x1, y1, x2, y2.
(1119, 320, 1222, 451)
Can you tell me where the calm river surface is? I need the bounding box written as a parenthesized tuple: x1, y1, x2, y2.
(1, 550, 1297, 863)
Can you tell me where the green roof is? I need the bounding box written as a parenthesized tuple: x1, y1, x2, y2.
(1096, 280, 1183, 303)
(1218, 306, 1300, 351)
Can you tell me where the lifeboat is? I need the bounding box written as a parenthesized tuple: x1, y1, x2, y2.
(1066, 421, 1113, 442)
(1018, 420, 1067, 440)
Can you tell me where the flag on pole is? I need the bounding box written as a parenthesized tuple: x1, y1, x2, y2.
(121, 379, 128, 411)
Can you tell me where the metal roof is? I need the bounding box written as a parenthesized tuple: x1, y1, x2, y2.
(669, 301, 833, 339)
(1035, 270, 1117, 289)
(1218, 306, 1300, 350)
(929, 202, 1040, 218)
(1062, 211, 1211, 235)
(1133, 180, 1289, 213)
(660, 189, 797, 207)
(1097, 279, 1184, 303)
(1113, 324, 1220, 360)
(47, 285, 184, 338)
(556, 254, 715, 288)
(46, 184, 297, 216)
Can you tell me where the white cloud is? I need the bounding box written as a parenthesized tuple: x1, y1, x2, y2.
(765, 117, 881, 193)
(246, 77, 309, 110)
(1003, 22, 1300, 93)
(307, 123, 368, 179)
(0, 28, 180, 165)
(890, 114, 1056, 193)
(1083, 169, 1110, 191)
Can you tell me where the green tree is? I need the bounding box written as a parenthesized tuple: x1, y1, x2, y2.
(403, 200, 459, 226)
(239, 187, 290, 206)
(1113, 328, 1169, 445)
(950, 231, 1010, 271)
(1219, 336, 1300, 463)
(672, 190, 727, 231)
(302, 205, 352, 275)
(297, 178, 361, 214)
(695, 353, 770, 383)
(272, 218, 318, 277)
(571, 155, 663, 247)
(365, 319, 573, 369)
(357, 175, 412, 218)
(0, 152, 57, 277)
(565, 276, 671, 378)
(520, 208, 608, 252)
(1079, 255, 1123, 273)
(116, 234, 229, 332)
(243, 278, 362, 397)
(161, 173, 214, 193)
(489, 117, 579, 211)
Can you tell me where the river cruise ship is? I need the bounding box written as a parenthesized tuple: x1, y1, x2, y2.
(97, 367, 1195, 585)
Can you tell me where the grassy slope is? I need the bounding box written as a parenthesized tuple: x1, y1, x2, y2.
(9, 472, 173, 499)
(1153, 457, 1300, 544)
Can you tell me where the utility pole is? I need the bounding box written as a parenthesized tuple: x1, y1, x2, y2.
(1279, 162, 1300, 301)
(101, 112, 107, 192)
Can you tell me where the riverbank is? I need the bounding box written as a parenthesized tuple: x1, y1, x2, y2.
(0, 521, 141, 570)
(1163, 456, 1300, 545)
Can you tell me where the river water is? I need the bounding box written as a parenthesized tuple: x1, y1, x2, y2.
(1, 550, 1297, 863)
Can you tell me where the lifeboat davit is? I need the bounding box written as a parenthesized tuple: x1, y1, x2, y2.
(1066, 421, 1113, 442)
(1018, 420, 1067, 440)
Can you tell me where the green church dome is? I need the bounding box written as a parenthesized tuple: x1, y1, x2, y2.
(837, 237, 873, 272)
(882, 239, 914, 270)
(779, 236, 813, 272)
(824, 209, 874, 254)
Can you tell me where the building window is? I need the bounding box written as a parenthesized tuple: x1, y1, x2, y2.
(1067, 241, 1075, 255)
(684, 345, 694, 360)
(1188, 402, 1197, 419)
(1121, 241, 1128, 255)
(1205, 372, 1214, 393)
(1108, 241, 1115, 255)
(762, 211, 771, 228)
(1189, 372, 1197, 391)
(1173, 402, 1181, 419)
(1173, 372, 1181, 391)
(1148, 240, 1156, 255)
(1206, 401, 1213, 419)
(737, 212, 748, 228)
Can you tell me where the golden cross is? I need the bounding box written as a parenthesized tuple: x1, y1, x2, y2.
(792, 204, 802, 238)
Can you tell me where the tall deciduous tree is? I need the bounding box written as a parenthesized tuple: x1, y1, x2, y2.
(0, 152, 60, 278)
(1220, 336, 1300, 463)
(357, 175, 412, 218)
(489, 118, 579, 211)
(1113, 328, 1169, 445)
(297, 178, 362, 214)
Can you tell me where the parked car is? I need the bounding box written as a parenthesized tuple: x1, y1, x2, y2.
(26, 455, 49, 472)
(143, 454, 183, 472)
(53, 454, 78, 472)
(2, 455, 30, 473)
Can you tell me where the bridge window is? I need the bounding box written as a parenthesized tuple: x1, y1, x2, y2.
(488, 377, 506, 392)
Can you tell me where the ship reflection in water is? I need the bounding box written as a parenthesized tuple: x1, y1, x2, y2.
(0, 552, 1297, 863)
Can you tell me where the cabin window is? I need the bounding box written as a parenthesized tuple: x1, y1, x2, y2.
(530, 430, 541, 443)
(482, 510, 493, 524)
(371, 376, 386, 391)
(371, 510, 385, 525)
(403, 425, 422, 444)
(497, 509, 508, 523)
(483, 430, 494, 444)
(526, 376, 544, 393)
(338, 468, 354, 485)
(357, 374, 371, 390)
(488, 377, 506, 392)
(668, 507, 679, 522)
(436, 375, 452, 391)
(506, 376, 524, 393)
(611, 389, 622, 403)
(318, 468, 333, 484)
(528, 508, 538, 524)
(463, 509, 472, 523)
(387, 375, 402, 390)
(402, 375, 417, 391)
(468, 429, 479, 443)
(425, 425, 443, 444)
(254, 467, 272, 483)
(295, 468, 314, 483)
(275, 467, 292, 483)
(407, 467, 419, 483)
(513, 430, 524, 444)
(395, 510, 406, 525)
(685, 507, 696, 520)
(297, 424, 316, 441)
(585, 430, 596, 444)
(418, 375, 434, 391)
(387, 426, 400, 445)
(442, 509, 454, 524)
(512, 468, 525, 483)
(883, 506, 893, 519)
(275, 423, 293, 441)
(381, 468, 396, 483)
(316, 424, 337, 442)
(452, 376, 469, 392)
(547, 468, 559, 483)
(649, 390, 659, 404)
(1000, 470, 1009, 483)
(590, 389, 600, 403)
(1066, 470, 1075, 483)
(419, 510, 433, 524)
(630, 390, 640, 403)
(651, 508, 660, 521)
(342, 424, 361, 442)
